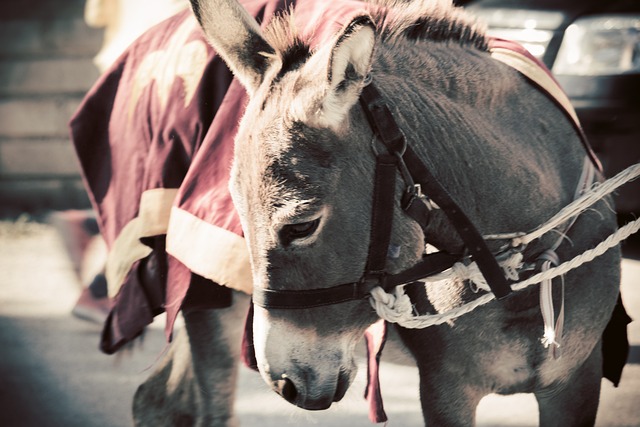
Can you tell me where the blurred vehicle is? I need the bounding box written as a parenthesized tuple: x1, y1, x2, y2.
(465, 0, 640, 214)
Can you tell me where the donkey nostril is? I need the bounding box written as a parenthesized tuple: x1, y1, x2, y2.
(276, 377, 297, 403)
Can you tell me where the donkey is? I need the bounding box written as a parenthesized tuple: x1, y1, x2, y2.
(183, 0, 623, 425)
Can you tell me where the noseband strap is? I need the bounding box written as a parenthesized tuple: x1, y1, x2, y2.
(252, 80, 512, 310)
(252, 251, 461, 309)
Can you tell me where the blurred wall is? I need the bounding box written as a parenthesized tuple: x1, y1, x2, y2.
(0, 0, 103, 214)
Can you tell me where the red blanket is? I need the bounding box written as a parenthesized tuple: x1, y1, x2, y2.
(69, 0, 374, 353)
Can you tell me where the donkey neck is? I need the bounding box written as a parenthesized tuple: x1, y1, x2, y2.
(369, 40, 588, 241)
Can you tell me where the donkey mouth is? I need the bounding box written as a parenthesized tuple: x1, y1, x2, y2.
(298, 398, 334, 411)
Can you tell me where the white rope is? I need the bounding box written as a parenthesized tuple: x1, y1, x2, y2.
(538, 250, 564, 359)
(483, 163, 640, 243)
(418, 252, 523, 288)
(370, 163, 640, 329)
(512, 218, 639, 293)
(371, 217, 639, 328)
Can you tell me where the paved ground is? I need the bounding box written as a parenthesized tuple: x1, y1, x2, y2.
(0, 216, 638, 426)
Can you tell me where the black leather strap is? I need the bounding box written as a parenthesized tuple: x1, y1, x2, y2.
(252, 251, 460, 309)
(360, 83, 512, 299)
(365, 154, 397, 274)
(400, 143, 512, 299)
(384, 251, 461, 289)
(401, 190, 432, 230)
(252, 281, 378, 309)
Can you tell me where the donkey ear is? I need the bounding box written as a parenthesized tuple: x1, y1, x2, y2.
(190, 0, 274, 94)
(304, 15, 376, 129)
(327, 16, 376, 89)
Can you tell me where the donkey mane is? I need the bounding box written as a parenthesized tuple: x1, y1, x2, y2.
(262, 10, 311, 78)
(369, 0, 488, 48)
(262, 0, 488, 76)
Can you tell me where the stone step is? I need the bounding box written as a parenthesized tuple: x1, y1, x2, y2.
(0, 138, 81, 178)
(0, 57, 99, 96)
(0, 177, 90, 213)
(0, 0, 100, 212)
(0, 18, 102, 59)
(0, 0, 86, 21)
(0, 96, 83, 138)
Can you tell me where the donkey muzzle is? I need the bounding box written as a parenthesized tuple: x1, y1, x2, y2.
(272, 366, 352, 410)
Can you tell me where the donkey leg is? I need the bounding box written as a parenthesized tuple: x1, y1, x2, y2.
(182, 290, 251, 427)
(133, 326, 200, 426)
(535, 340, 603, 427)
(416, 365, 482, 426)
(133, 290, 251, 427)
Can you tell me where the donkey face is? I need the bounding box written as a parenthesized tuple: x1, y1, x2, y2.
(232, 116, 378, 408)
(192, 0, 423, 409)
(228, 18, 381, 410)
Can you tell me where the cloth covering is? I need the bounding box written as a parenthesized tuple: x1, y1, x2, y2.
(69, 0, 378, 353)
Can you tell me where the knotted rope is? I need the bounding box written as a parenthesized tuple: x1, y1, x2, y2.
(370, 163, 640, 329)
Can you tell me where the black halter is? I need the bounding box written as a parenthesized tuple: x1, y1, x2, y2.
(252, 81, 512, 310)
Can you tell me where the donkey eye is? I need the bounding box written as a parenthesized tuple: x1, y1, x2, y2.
(280, 218, 321, 245)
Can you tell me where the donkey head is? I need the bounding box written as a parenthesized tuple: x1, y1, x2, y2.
(191, 0, 425, 409)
